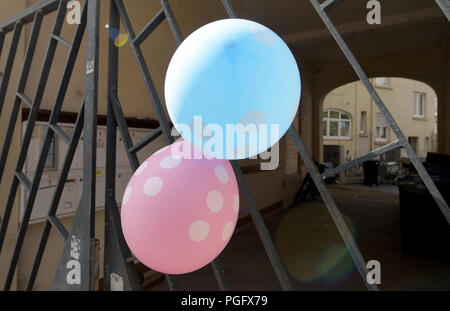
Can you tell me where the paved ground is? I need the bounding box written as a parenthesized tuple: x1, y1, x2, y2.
(153, 184, 450, 291)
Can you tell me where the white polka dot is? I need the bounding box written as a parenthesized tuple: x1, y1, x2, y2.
(233, 194, 239, 214)
(207, 190, 224, 213)
(214, 165, 229, 184)
(123, 186, 132, 205)
(135, 161, 147, 176)
(160, 155, 181, 169)
(222, 222, 234, 241)
(143, 177, 163, 196)
(189, 220, 210, 242)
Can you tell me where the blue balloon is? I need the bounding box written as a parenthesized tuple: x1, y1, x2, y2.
(165, 19, 301, 160)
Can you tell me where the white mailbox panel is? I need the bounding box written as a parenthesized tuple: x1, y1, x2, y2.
(57, 172, 80, 217)
(21, 122, 154, 223)
(20, 171, 80, 224)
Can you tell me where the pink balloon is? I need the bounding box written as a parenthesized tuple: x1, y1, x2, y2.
(121, 141, 239, 274)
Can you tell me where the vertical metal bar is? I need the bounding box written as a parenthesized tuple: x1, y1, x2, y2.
(84, 0, 100, 239)
(104, 0, 142, 291)
(3, 4, 87, 290)
(309, 0, 450, 223)
(231, 161, 293, 291)
(288, 126, 378, 291)
(159, 0, 183, 45)
(26, 103, 84, 290)
(113, 0, 173, 143)
(0, 11, 42, 183)
(52, 0, 100, 291)
(0, 1, 67, 255)
(0, 21, 22, 116)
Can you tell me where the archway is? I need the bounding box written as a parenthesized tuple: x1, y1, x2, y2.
(320, 77, 438, 184)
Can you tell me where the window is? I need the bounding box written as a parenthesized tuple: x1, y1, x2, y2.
(360, 111, 367, 134)
(408, 137, 418, 154)
(323, 110, 351, 139)
(375, 77, 390, 88)
(376, 113, 388, 142)
(414, 92, 425, 117)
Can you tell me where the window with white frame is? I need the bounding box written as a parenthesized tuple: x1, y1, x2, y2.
(360, 111, 367, 134)
(323, 110, 351, 139)
(376, 113, 388, 142)
(414, 92, 425, 117)
(375, 77, 391, 88)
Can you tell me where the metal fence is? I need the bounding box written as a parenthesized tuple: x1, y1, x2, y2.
(0, 0, 448, 291)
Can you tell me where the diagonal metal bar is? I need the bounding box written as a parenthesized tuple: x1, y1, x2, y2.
(15, 171, 31, 190)
(160, 0, 183, 45)
(49, 123, 71, 144)
(26, 102, 85, 290)
(288, 126, 378, 291)
(220, 0, 237, 18)
(128, 127, 163, 154)
(320, 0, 344, 13)
(16, 92, 33, 108)
(435, 0, 450, 21)
(50, 34, 73, 48)
(210, 255, 229, 291)
(0, 2, 68, 256)
(321, 140, 402, 179)
(133, 7, 166, 46)
(231, 161, 293, 290)
(3, 2, 87, 290)
(48, 215, 69, 240)
(111, 96, 140, 171)
(0, 21, 22, 116)
(310, 0, 450, 223)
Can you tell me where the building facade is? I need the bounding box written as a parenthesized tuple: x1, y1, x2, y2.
(323, 78, 438, 170)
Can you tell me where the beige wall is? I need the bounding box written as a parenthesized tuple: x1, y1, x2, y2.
(323, 78, 438, 160)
